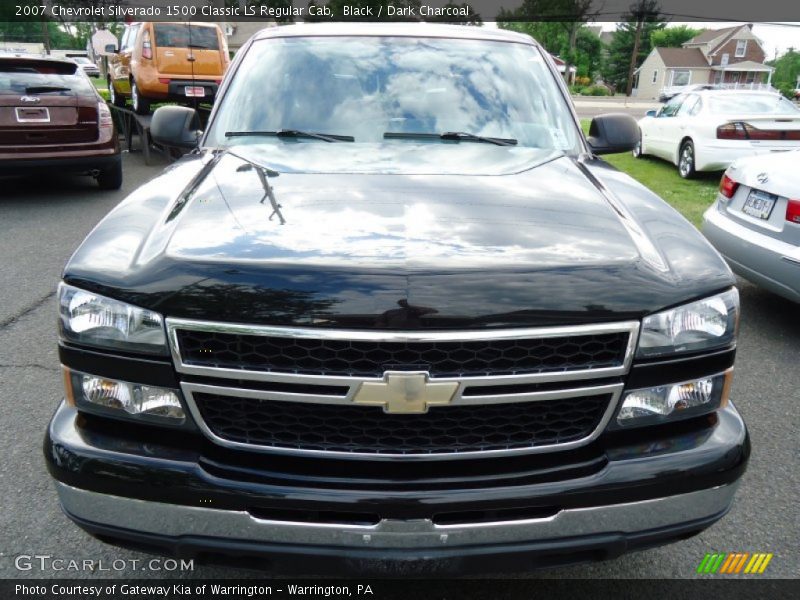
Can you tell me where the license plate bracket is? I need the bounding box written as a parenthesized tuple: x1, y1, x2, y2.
(742, 189, 777, 220)
(184, 86, 206, 98)
(15, 107, 50, 123)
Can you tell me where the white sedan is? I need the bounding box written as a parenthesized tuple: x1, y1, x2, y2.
(635, 90, 800, 178)
(703, 150, 800, 303)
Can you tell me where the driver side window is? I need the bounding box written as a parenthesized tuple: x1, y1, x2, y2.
(122, 24, 140, 51)
(660, 96, 684, 117)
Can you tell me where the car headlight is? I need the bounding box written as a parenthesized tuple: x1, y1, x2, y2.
(612, 369, 733, 429)
(58, 283, 168, 355)
(636, 289, 739, 358)
(63, 368, 187, 426)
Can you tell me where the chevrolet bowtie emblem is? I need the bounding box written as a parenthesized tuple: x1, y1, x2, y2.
(353, 371, 458, 414)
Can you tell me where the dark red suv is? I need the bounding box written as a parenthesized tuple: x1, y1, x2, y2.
(0, 55, 121, 189)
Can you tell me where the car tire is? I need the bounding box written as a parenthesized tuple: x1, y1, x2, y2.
(96, 160, 123, 190)
(678, 140, 696, 179)
(108, 79, 125, 108)
(632, 131, 644, 158)
(131, 80, 150, 115)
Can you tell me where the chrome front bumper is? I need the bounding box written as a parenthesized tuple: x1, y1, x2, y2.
(56, 482, 738, 550)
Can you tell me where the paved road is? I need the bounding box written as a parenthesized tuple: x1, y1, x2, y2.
(573, 95, 661, 119)
(0, 150, 797, 580)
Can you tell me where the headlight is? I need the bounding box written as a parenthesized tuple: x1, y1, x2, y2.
(64, 368, 186, 425)
(58, 283, 167, 355)
(636, 289, 739, 358)
(613, 369, 733, 429)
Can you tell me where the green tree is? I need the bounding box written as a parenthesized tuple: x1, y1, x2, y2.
(767, 48, 800, 98)
(499, 22, 603, 79)
(498, 1, 598, 81)
(603, 1, 664, 93)
(499, 22, 566, 54)
(650, 25, 702, 48)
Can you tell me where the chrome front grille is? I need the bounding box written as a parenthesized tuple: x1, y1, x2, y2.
(167, 319, 639, 459)
(174, 329, 629, 378)
(192, 391, 613, 455)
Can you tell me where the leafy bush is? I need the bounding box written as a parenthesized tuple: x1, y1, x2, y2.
(774, 82, 797, 100)
(575, 76, 592, 87)
(569, 85, 586, 95)
(581, 86, 610, 96)
(97, 89, 110, 102)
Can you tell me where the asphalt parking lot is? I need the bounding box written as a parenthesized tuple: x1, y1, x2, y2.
(0, 149, 797, 580)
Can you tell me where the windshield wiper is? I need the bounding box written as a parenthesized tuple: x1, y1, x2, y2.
(384, 131, 517, 146)
(24, 85, 71, 94)
(225, 129, 354, 143)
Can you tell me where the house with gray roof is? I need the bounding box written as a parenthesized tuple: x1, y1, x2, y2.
(634, 24, 774, 99)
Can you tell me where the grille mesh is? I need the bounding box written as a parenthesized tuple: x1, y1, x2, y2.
(193, 393, 612, 455)
(176, 330, 628, 378)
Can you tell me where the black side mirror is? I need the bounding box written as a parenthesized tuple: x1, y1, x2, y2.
(587, 113, 639, 155)
(151, 106, 201, 149)
(104, 44, 118, 54)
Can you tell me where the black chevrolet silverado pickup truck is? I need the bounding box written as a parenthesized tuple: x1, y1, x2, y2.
(45, 24, 748, 574)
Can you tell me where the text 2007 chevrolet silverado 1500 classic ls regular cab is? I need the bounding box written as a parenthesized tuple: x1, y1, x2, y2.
(45, 24, 748, 574)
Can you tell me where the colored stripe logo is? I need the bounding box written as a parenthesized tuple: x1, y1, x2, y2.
(697, 552, 773, 574)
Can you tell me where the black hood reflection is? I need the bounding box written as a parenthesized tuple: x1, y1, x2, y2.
(63, 149, 735, 328)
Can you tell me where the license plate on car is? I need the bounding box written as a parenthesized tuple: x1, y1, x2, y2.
(742, 189, 778, 220)
(184, 86, 205, 98)
(15, 107, 50, 123)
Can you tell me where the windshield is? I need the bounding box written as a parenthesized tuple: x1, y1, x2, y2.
(709, 94, 800, 115)
(205, 36, 581, 154)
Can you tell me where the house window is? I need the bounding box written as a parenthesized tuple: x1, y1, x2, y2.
(721, 53, 730, 66)
(735, 40, 747, 58)
(672, 70, 691, 87)
(714, 71, 723, 84)
(652, 69, 658, 84)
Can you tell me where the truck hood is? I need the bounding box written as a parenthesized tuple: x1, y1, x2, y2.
(65, 144, 735, 328)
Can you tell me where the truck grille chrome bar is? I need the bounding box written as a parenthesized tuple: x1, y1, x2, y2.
(166, 319, 639, 459)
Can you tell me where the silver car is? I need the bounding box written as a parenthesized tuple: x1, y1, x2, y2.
(703, 150, 800, 303)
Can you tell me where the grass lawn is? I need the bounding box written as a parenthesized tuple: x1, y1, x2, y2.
(580, 119, 720, 228)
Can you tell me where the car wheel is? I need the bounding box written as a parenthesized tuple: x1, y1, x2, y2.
(131, 81, 150, 115)
(632, 131, 644, 158)
(678, 140, 696, 179)
(96, 160, 123, 190)
(108, 79, 125, 108)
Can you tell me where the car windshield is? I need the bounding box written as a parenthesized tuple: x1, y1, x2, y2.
(205, 36, 581, 154)
(73, 57, 91, 64)
(708, 94, 800, 115)
(0, 60, 94, 95)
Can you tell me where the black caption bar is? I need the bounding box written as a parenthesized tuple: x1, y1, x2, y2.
(4, 579, 800, 600)
(3, 0, 800, 23)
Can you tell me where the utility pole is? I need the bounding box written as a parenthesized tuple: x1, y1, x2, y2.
(40, 17, 51, 55)
(626, 14, 643, 96)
